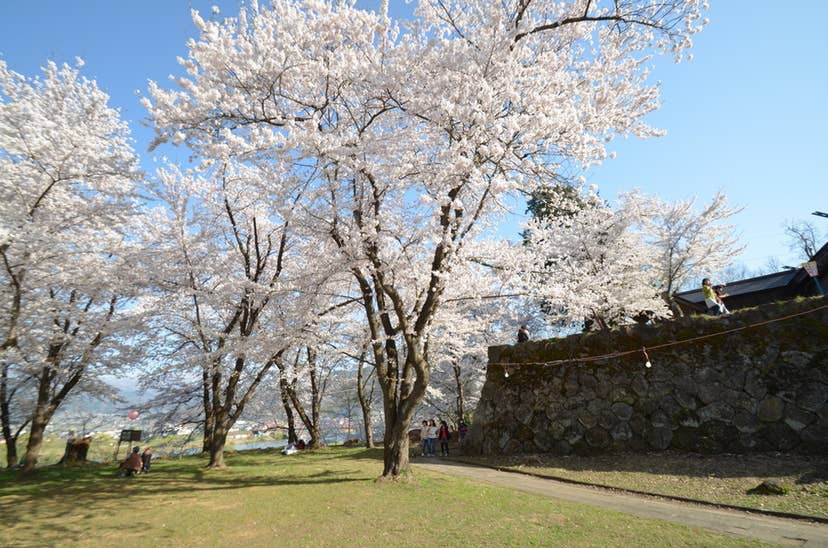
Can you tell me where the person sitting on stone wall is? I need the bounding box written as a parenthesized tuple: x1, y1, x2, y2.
(702, 278, 730, 315)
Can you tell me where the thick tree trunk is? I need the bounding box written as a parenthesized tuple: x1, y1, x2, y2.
(207, 415, 229, 468)
(381, 414, 412, 477)
(22, 407, 50, 473)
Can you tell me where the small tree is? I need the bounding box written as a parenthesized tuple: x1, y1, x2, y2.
(784, 220, 821, 261)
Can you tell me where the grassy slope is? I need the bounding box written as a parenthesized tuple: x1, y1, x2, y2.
(0, 447, 768, 547)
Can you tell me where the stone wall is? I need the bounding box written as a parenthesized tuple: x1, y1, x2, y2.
(466, 297, 828, 455)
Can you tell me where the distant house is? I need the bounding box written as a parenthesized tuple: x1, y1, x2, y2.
(673, 241, 828, 315)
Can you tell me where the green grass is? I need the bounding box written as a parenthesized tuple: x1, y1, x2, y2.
(0, 447, 770, 546)
(459, 451, 828, 519)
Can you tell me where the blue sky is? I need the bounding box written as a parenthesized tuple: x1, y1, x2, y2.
(2, 1, 826, 275)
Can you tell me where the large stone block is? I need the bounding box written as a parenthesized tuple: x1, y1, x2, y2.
(611, 402, 633, 421)
(800, 423, 828, 451)
(697, 402, 735, 423)
(761, 422, 800, 451)
(585, 427, 611, 449)
(797, 382, 828, 412)
(645, 426, 672, 450)
(743, 370, 767, 399)
(758, 397, 785, 422)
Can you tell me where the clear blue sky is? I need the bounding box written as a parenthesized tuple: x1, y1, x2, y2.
(2, 1, 826, 275)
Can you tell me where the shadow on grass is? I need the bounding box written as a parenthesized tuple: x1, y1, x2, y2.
(0, 446, 384, 530)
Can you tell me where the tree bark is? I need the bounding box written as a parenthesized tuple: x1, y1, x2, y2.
(201, 366, 214, 453)
(306, 347, 322, 449)
(278, 371, 298, 444)
(4, 435, 18, 468)
(1, 363, 20, 467)
(356, 352, 375, 448)
(207, 412, 229, 468)
(22, 401, 53, 473)
(453, 360, 465, 426)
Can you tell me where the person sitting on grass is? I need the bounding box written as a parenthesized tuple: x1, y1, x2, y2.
(119, 446, 143, 477)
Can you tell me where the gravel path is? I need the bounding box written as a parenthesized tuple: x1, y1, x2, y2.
(415, 460, 828, 546)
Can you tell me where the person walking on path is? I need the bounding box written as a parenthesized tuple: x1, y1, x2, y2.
(420, 420, 429, 456)
(438, 420, 451, 457)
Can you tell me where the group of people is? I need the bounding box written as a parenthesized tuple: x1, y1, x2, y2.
(118, 446, 152, 477)
(420, 419, 468, 457)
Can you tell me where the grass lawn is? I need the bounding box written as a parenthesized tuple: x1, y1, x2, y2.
(459, 451, 828, 519)
(0, 447, 771, 546)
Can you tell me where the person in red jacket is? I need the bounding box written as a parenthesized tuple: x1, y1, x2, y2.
(438, 420, 451, 457)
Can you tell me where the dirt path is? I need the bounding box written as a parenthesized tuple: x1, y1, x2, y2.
(415, 460, 828, 547)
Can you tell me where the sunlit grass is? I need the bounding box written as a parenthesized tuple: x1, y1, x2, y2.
(0, 447, 769, 546)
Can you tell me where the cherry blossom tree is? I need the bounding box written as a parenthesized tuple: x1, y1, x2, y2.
(137, 162, 333, 467)
(620, 189, 744, 310)
(519, 198, 668, 329)
(144, 0, 706, 477)
(0, 60, 142, 472)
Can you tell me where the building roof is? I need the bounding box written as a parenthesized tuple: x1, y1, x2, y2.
(674, 269, 799, 305)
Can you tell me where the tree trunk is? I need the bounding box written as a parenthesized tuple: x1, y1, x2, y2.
(22, 406, 51, 473)
(287, 377, 319, 449)
(4, 435, 18, 468)
(1, 363, 20, 467)
(664, 291, 685, 318)
(356, 355, 374, 448)
(207, 414, 229, 468)
(381, 411, 412, 477)
(307, 348, 322, 449)
(201, 366, 214, 453)
(278, 372, 298, 444)
(22, 366, 62, 474)
(453, 361, 465, 426)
